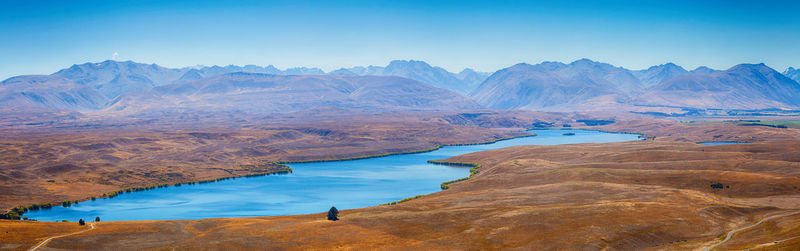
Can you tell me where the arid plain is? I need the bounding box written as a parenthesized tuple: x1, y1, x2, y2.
(3, 112, 800, 250)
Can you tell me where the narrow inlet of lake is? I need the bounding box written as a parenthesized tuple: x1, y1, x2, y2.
(25, 129, 640, 221)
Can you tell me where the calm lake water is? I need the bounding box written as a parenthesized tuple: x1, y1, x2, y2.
(25, 129, 639, 222)
(698, 141, 748, 146)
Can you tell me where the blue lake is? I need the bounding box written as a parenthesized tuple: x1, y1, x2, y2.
(698, 141, 749, 146)
(25, 129, 639, 222)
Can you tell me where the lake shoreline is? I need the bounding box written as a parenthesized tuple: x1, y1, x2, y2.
(18, 130, 639, 222)
(5, 131, 537, 221)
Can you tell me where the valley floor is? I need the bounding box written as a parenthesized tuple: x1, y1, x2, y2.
(2, 115, 800, 250)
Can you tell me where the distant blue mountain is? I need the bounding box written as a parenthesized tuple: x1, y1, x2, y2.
(469, 59, 633, 110)
(633, 63, 688, 87)
(640, 63, 800, 109)
(784, 67, 800, 83)
(0, 75, 108, 111)
(108, 73, 481, 114)
(471, 60, 800, 110)
(2, 59, 798, 112)
(456, 68, 491, 92)
(174, 65, 319, 84)
(332, 60, 489, 95)
(691, 66, 719, 75)
(53, 60, 185, 99)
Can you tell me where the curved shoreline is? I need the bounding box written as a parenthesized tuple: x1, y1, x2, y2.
(5, 131, 536, 220)
(279, 132, 536, 164)
(3, 163, 293, 220)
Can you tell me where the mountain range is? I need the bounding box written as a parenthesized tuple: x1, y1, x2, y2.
(107, 73, 480, 114)
(1, 59, 799, 114)
(177, 60, 488, 96)
(470, 60, 800, 110)
(785, 67, 800, 83)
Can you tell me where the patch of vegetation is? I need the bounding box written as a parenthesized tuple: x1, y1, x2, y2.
(737, 123, 788, 128)
(327, 206, 339, 221)
(427, 160, 482, 190)
(576, 119, 615, 126)
(531, 121, 555, 128)
(283, 134, 535, 164)
(381, 195, 427, 205)
(737, 120, 800, 129)
(710, 182, 729, 189)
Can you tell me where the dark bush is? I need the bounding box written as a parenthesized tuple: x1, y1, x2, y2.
(327, 206, 339, 221)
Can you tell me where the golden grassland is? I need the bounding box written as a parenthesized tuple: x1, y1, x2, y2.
(0, 111, 553, 212)
(3, 113, 800, 250)
(2, 118, 799, 250)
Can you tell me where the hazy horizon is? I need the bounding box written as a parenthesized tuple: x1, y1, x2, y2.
(1, 0, 799, 80)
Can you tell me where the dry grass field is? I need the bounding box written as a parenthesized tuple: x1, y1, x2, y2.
(0, 110, 564, 211)
(1, 118, 798, 250)
(2, 114, 800, 250)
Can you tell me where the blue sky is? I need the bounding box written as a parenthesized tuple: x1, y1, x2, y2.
(1, 0, 798, 79)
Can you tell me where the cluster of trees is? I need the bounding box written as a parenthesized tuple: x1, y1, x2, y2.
(0, 200, 81, 219)
(710, 182, 729, 189)
(531, 121, 555, 128)
(281, 146, 446, 164)
(427, 160, 482, 190)
(738, 123, 788, 128)
(103, 183, 172, 198)
(277, 133, 531, 166)
(381, 194, 427, 206)
(76, 217, 100, 225)
(576, 119, 615, 126)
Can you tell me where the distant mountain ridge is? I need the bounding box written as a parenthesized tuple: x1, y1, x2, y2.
(52, 60, 184, 99)
(0, 75, 108, 111)
(785, 67, 800, 83)
(632, 63, 688, 87)
(177, 60, 490, 95)
(107, 73, 481, 114)
(470, 59, 800, 110)
(0, 60, 487, 111)
(332, 60, 489, 95)
(637, 63, 800, 109)
(469, 60, 633, 110)
(1, 59, 799, 113)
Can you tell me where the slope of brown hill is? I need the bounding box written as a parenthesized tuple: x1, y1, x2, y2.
(22, 131, 800, 250)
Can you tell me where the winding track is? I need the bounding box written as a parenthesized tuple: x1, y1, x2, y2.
(28, 223, 95, 251)
(703, 211, 800, 251)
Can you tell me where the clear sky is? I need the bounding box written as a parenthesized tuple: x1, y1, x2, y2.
(1, 0, 799, 80)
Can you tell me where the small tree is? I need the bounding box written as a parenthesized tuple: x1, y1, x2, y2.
(78, 219, 85, 225)
(95, 216, 100, 222)
(327, 206, 339, 221)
